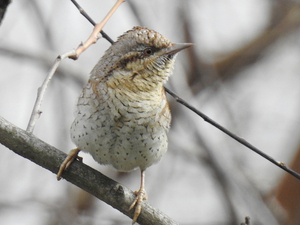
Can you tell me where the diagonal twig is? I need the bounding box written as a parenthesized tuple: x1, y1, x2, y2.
(70, 0, 125, 59)
(70, 0, 114, 44)
(165, 87, 300, 180)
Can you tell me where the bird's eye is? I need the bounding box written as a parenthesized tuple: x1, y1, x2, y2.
(144, 48, 153, 55)
(167, 54, 174, 60)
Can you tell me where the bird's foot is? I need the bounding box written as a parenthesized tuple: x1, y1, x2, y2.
(129, 188, 147, 224)
(57, 148, 81, 180)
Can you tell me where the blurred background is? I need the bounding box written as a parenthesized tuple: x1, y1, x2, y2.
(1, 0, 300, 224)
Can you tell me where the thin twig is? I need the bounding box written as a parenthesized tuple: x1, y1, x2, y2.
(26, 0, 125, 133)
(164, 87, 300, 180)
(70, 0, 125, 59)
(70, 0, 300, 181)
(26, 50, 76, 133)
(70, 0, 114, 44)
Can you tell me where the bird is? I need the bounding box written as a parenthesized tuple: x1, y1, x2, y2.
(57, 26, 192, 224)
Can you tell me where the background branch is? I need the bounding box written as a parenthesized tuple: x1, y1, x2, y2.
(0, 115, 178, 225)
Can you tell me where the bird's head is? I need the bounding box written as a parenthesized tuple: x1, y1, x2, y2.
(93, 27, 192, 92)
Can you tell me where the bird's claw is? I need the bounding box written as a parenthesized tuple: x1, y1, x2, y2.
(57, 148, 80, 180)
(129, 188, 147, 224)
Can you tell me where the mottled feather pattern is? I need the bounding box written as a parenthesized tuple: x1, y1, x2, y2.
(57, 26, 193, 223)
(70, 27, 177, 171)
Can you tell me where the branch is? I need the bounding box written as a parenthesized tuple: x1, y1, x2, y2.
(70, 0, 114, 44)
(0, 115, 179, 225)
(164, 87, 300, 181)
(70, 0, 125, 59)
(26, 50, 76, 133)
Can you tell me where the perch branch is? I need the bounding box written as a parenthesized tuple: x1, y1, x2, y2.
(1, 115, 179, 225)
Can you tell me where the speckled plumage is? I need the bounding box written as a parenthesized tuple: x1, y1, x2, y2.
(58, 27, 192, 223)
(70, 27, 174, 172)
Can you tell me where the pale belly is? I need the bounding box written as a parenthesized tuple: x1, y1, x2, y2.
(70, 87, 170, 171)
(70, 113, 168, 171)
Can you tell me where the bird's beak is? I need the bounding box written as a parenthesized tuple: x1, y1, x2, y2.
(164, 43, 194, 55)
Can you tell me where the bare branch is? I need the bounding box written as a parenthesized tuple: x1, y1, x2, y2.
(70, 0, 114, 44)
(26, 50, 76, 133)
(70, 0, 125, 59)
(164, 87, 300, 181)
(0, 115, 179, 225)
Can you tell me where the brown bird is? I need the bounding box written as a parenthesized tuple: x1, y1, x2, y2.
(57, 26, 192, 223)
